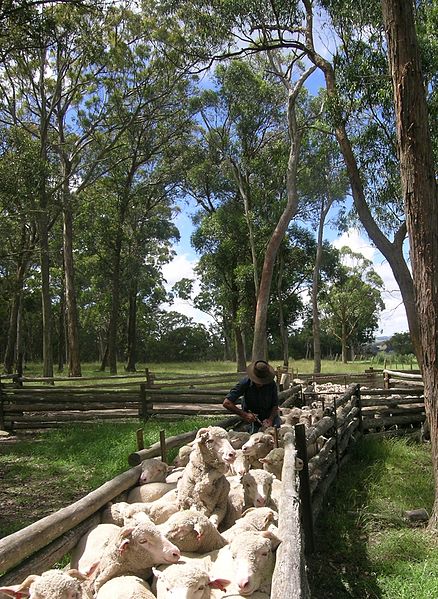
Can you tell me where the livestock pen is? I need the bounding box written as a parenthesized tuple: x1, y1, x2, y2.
(0, 376, 427, 598)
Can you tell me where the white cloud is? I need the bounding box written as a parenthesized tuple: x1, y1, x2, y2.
(333, 229, 409, 337)
(161, 254, 213, 326)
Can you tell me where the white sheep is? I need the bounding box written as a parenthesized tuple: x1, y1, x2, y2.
(221, 507, 279, 543)
(259, 447, 285, 480)
(138, 458, 170, 485)
(126, 481, 176, 503)
(95, 575, 154, 599)
(165, 466, 186, 484)
(0, 569, 92, 599)
(208, 530, 278, 596)
(70, 523, 121, 574)
(227, 449, 250, 477)
(172, 444, 193, 467)
(223, 470, 275, 530)
(102, 499, 178, 527)
(91, 519, 181, 592)
(153, 562, 231, 599)
(241, 432, 275, 469)
(159, 510, 228, 553)
(177, 426, 236, 528)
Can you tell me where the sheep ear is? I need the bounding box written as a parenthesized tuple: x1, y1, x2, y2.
(152, 567, 162, 580)
(119, 526, 135, 539)
(84, 560, 100, 577)
(261, 529, 282, 549)
(66, 568, 88, 581)
(241, 507, 256, 517)
(0, 585, 31, 597)
(259, 457, 268, 464)
(118, 538, 131, 554)
(193, 523, 204, 540)
(208, 577, 231, 591)
(195, 428, 210, 444)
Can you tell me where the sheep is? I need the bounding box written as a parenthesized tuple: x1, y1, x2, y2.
(95, 575, 154, 599)
(126, 481, 176, 503)
(222, 470, 276, 530)
(240, 432, 275, 469)
(165, 466, 186, 484)
(259, 447, 285, 480)
(152, 562, 231, 599)
(70, 523, 121, 573)
(159, 510, 228, 553)
(172, 443, 193, 467)
(102, 499, 178, 527)
(177, 426, 236, 528)
(0, 569, 92, 599)
(138, 458, 170, 485)
(228, 431, 251, 449)
(208, 530, 278, 596)
(227, 449, 250, 477)
(91, 519, 181, 592)
(221, 507, 279, 543)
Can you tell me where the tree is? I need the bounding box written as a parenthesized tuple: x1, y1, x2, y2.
(320, 248, 384, 363)
(388, 332, 414, 356)
(381, 0, 438, 528)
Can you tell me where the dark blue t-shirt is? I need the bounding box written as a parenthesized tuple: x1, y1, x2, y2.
(225, 376, 278, 422)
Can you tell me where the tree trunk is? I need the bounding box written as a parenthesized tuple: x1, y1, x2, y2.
(57, 280, 65, 373)
(38, 46, 53, 380)
(277, 256, 289, 368)
(125, 278, 138, 372)
(252, 66, 316, 359)
(100, 343, 108, 372)
(108, 234, 122, 375)
(309, 48, 422, 364)
(312, 197, 332, 374)
(63, 193, 82, 377)
(234, 325, 247, 372)
(3, 262, 26, 373)
(381, 0, 438, 527)
(341, 327, 348, 364)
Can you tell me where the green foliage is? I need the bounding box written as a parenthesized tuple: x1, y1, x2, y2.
(388, 332, 415, 356)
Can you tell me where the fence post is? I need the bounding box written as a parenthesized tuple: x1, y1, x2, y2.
(139, 383, 150, 421)
(356, 384, 363, 434)
(0, 383, 4, 431)
(136, 429, 144, 451)
(333, 396, 340, 468)
(294, 422, 315, 553)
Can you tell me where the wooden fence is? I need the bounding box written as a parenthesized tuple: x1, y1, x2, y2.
(0, 371, 249, 432)
(383, 368, 423, 389)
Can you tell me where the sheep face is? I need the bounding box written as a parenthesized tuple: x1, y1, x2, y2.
(117, 521, 181, 564)
(139, 458, 169, 485)
(153, 564, 229, 599)
(194, 427, 236, 466)
(229, 532, 274, 595)
(241, 433, 275, 457)
(241, 470, 274, 508)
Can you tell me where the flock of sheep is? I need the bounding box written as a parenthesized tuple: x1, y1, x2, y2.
(0, 399, 333, 599)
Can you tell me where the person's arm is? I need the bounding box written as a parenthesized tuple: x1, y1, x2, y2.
(223, 378, 256, 424)
(262, 382, 279, 427)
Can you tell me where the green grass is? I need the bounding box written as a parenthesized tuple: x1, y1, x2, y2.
(308, 436, 436, 599)
(0, 417, 223, 538)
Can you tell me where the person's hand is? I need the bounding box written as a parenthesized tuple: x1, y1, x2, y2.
(262, 418, 273, 428)
(242, 411, 257, 423)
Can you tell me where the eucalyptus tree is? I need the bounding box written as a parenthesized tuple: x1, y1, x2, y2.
(381, 0, 438, 528)
(0, 128, 39, 373)
(319, 248, 384, 362)
(299, 126, 349, 372)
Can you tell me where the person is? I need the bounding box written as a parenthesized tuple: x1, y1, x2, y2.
(223, 360, 281, 432)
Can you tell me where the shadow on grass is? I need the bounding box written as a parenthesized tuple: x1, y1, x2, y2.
(306, 438, 393, 599)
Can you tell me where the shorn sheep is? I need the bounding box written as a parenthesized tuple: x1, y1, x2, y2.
(0, 569, 92, 599)
(153, 562, 230, 599)
(159, 510, 227, 553)
(177, 426, 236, 528)
(95, 575, 154, 599)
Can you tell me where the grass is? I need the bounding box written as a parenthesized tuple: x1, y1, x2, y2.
(308, 436, 437, 599)
(0, 416, 222, 538)
(16, 357, 413, 379)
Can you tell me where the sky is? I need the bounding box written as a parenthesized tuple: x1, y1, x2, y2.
(161, 210, 410, 339)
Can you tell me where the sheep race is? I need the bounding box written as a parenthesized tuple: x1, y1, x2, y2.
(0, 379, 364, 599)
